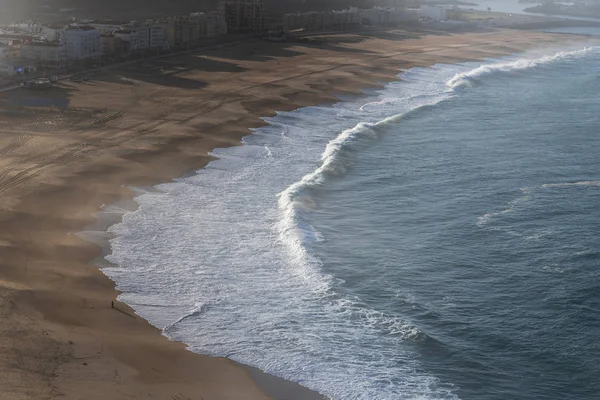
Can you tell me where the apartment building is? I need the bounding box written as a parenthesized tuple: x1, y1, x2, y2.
(61, 26, 102, 62)
(157, 12, 227, 49)
(220, 0, 266, 33)
(283, 7, 417, 32)
(206, 12, 228, 38)
(283, 9, 361, 32)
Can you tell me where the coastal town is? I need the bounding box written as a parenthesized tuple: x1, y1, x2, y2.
(0, 0, 454, 84)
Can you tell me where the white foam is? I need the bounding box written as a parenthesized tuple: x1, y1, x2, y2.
(264, 145, 273, 157)
(479, 178, 600, 229)
(447, 47, 599, 89)
(541, 180, 600, 188)
(476, 187, 532, 228)
(102, 69, 460, 399)
(101, 47, 600, 399)
(276, 88, 449, 296)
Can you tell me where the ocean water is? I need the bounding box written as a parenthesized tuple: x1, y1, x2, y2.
(460, 0, 600, 23)
(102, 45, 600, 400)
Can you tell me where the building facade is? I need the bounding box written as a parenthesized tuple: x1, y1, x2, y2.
(61, 26, 102, 62)
(206, 11, 228, 38)
(283, 7, 418, 32)
(0, 44, 38, 76)
(220, 0, 266, 33)
(284, 9, 361, 32)
(19, 41, 66, 67)
(101, 34, 131, 59)
(157, 12, 227, 49)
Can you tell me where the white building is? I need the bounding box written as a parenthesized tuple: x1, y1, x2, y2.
(61, 26, 102, 62)
(41, 27, 59, 41)
(113, 22, 169, 52)
(418, 6, 448, 21)
(147, 23, 169, 48)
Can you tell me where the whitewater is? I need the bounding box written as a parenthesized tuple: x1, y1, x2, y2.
(97, 46, 600, 400)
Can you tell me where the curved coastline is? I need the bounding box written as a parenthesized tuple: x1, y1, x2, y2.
(0, 29, 592, 399)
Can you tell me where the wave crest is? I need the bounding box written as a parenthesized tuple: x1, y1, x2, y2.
(447, 47, 598, 89)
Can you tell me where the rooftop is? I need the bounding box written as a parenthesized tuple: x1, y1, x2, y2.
(24, 41, 61, 47)
(65, 25, 97, 31)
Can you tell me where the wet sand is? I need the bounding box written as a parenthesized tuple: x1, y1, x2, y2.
(0, 29, 592, 399)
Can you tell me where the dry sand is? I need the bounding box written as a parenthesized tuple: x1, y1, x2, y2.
(0, 28, 593, 399)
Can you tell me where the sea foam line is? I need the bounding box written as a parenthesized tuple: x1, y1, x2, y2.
(275, 121, 376, 290)
(276, 97, 446, 293)
(447, 46, 599, 89)
(478, 179, 600, 228)
(541, 180, 600, 189)
(277, 45, 600, 294)
(476, 187, 533, 228)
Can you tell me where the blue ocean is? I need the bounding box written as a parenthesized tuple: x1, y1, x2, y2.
(101, 45, 600, 399)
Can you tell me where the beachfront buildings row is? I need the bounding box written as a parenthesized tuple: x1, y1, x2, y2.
(0, 11, 230, 76)
(0, 2, 450, 78)
(282, 6, 448, 32)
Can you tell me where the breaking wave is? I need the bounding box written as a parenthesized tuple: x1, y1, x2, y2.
(101, 46, 600, 400)
(447, 47, 598, 89)
(276, 102, 444, 288)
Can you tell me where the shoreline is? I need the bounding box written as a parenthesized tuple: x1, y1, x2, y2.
(0, 28, 595, 399)
(79, 188, 328, 399)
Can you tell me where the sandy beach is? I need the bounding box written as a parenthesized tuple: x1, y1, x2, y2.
(0, 28, 593, 399)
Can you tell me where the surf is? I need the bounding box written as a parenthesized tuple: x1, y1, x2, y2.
(101, 46, 600, 399)
(446, 47, 598, 89)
